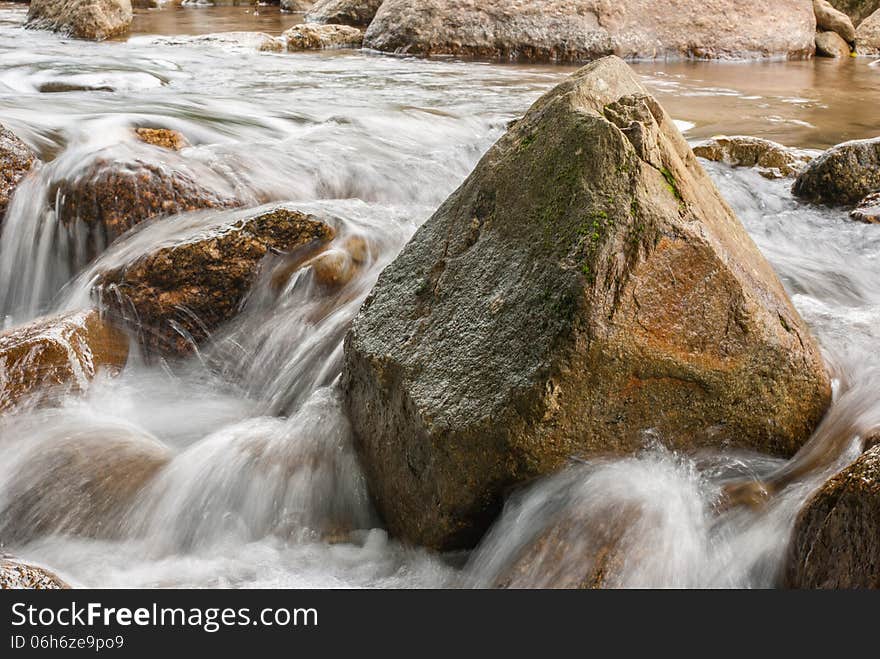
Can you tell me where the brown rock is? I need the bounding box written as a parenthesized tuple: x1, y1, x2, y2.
(693, 135, 813, 179)
(856, 8, 880, 53)
(364, 0, 817, 62)
(134, 128, 190, 151)
(0, 310, 129, 413)
(851, 191, 880, 223)
(0, 558, 69, 589)
(1, 124, 37, 222)
(95, 207, 335, 357)
(827, 0, 880, 26)
(52, 152, 240, 263)
(793, 137, 880, 206)
(304, 0, 383, 27)
(342, 57, 831, 550)
(284, 23, 364, 50)
(26, 0, 133, 41)
(786, 445, 880, 588)
(815, 30, 853, 57)
(814, 0, 857, 43)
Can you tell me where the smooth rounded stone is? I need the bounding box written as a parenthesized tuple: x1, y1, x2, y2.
(828, 0, 880, 25)
(52, 151, 241, 262)
(851, 191, 880, 223)
(856, 8, 880, 53)
(363, 0, 817, 62)
(304, 0, 383, 27)
(26, 0, 133, 41)
(284, 23, 364, 50)
(816, 30, 853, 57)
(342, 56, 831, 550)
(134, 127, 190, 151)
(0, 309, 129, 413)
(0, 558, 69, 589)
(693, 135, 814, 179)
(793, 136, 880, 206)
(814, 0, 857, 43)
(786, 445, 880, 588)
(0, 427, 170, 543)
(94, 207, 336, 357)
(0, 124, 37, 222)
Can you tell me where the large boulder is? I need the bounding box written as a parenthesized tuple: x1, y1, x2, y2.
(828, 0, 880, 24)
(693, 135, 814, 179)
(786, 445, 880, 588)
(304, 0, 383, 27)
(0, 310, 129, 413)
(0, 558, 69, 589)
(815, 30, 853, 56)
(342, 56, 831, 550)
(814, 0, 857, 43)
(856, 8, 880, 53)
(26, 0, 133, 41)
(851, 191, 880, 223)
(284, 23, 364, 51)
(792, 137, 880, 206)
(1, 125, 37, 223)
(95, 207, 335, 357)
(52, 151, 241, 264)
(364, 0, 816, 62)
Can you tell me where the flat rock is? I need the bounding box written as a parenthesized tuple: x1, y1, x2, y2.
(693, 135, 814, 179)
(364, 0, 817, 62)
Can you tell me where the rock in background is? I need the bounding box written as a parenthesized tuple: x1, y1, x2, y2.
(856, 8, 880, 52)
(342, 56, 831, 550)
(26, 0, 133, 41)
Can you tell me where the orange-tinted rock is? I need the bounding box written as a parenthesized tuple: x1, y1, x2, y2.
(95, 207, 335, 357)
(0, 124, 37, 222)
(134, 127, 190, 151)
(0, 309, 129, 413)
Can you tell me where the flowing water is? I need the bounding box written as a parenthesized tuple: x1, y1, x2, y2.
(0, 3, 879, 588)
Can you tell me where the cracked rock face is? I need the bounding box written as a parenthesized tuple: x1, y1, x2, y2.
(786, 445, 880, 588)
(342, 56, 831, 550)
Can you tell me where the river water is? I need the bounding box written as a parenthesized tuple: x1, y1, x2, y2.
(0, 3, 878, 588)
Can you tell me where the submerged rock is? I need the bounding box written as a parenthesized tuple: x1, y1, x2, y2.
(364, 0, 816, 62)
(814, 0, 857, 44)
(134, 127, 190, 151)
(786, 445, 880, 588)
(0, 124, 37, 222)
(856, 8, 880, 53)
(0, 558, 69, 589)
(0, 310, 129, 413)
(816, 30, 853, 56)
(284, 23, 364, 51)
(793, 137, 880, 206)
(342, 56, 831, 550)
(693, 135, 813, 179)
(95, 207, 336, 357)
(304, 0, 383, 27)
(851, 191, 880, 223)
(52, 152, 241, 262)
(26, 0, 133, 41)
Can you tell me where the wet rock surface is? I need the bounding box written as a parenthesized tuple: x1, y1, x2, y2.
(851, 191, 880, 223)
(304, 0, 383, 27)
(284, 23, 364, 50)
(95, 207, 336, 357)
(0, 558, 70, 589)
(0, 309, 129, 413)
(0, 124, 37, 223)
(342, 56, 831, 550)
(816, 30, 854, 56)
(786, 445, 880, 588)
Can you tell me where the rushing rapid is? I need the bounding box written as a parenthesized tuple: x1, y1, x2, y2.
(0, 4, 878, 588)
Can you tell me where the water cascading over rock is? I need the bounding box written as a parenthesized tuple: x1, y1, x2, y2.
(342, 56, 832, 550)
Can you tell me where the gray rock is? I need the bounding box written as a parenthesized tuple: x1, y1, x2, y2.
(342, 56, 831, 550)
(693, 135, 814, 179)
(793, 137, 880, 206)
(304, 0, 382, 27)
